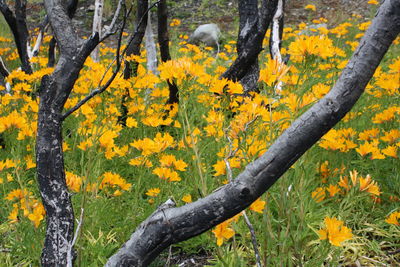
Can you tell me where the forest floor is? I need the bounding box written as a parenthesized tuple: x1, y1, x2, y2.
(23, 0, 374, 39)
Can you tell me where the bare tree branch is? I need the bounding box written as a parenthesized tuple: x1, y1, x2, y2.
(0, 55, 9, 78)
(61, 6, 127, 121)
(0, 0, 32, 74)
(106, 0, 400, 265)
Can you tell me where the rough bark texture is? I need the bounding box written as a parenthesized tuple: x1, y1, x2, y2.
(237, 0, 260, 93)
(0, 55, 9, 77)
(119, 0, 148, 126)
(269, 0, 285, 61)
(47, 0, 79, 67)
(106, 0, 400, 266)
(0, 0, 32, 74)
(123, 0, 148, 79)
(91, 0, 104, 62)
(37, 0, 99, 265)
(157, 0, 179, 105)
(221, 0, 278, 86)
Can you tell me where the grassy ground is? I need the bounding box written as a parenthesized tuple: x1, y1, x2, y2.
(1, 1, 399, 266)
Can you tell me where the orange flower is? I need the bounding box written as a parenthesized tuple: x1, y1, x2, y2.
(385, 211, 400, 226)
(212, 220, 235, 246)
(249, 198, 266, 213)
(318, 217, 353, 246)
(312, 187, 326, 203)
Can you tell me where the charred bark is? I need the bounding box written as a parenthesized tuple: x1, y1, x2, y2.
(157, 0, 179, 105)
(37, 0, 99, 265)
(106, 0, 400, 265)
(237, 0, 260, 93)
(119, 0, 149, 126)
(0, 0, 32, 74)
(124, 0, 148, 79)
(221, 0, 278, 85)
(46, 0, 79, 67)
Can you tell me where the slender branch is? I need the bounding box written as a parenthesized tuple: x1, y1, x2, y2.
(62, 1, 159, 120)
(223, 118, 261, 267)
(67, 208, 84, 267)
(0, 55, 10, 77)
(101, 0, 124, 42)
(61, 3, 128, 120)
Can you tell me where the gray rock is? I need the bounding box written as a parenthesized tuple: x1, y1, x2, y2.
(299, 23, 328, 36)
(188, 23, 221, 48)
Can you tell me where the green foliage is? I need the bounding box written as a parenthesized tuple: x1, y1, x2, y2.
(0, 4, 399, 266)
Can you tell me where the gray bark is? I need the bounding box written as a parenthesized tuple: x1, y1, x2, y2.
(0, 0, 32, 74)
(106, 0, 400, 266)
(91, 0, 104, 62)
(221, 0, 278, 87)
(37, 1, 99, 265)
(237, 0, 260, 93)
(145, 6, 158, 75)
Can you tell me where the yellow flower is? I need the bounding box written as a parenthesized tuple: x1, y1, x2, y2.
(28, 203, 45, 228)
(381, 129, 400, 144)
(312, 187, 326, 203)
(152, 167, 181, 182)
(8, 204, 19, 223)
(385, 211, 400, 226)
(146, 188, 160, 197)
(212, 220, 235, 246)
(326, 184, 341, 197)
(126, 117, 138, 128)
(99, 172, 131, 193)
(65, 171, 83, 192)
(367, 0, 379, 5)
(249, 198, 266, 213)
(304, 4, 316, 11)
(382, 145, 398, 158)
(182, 194, 192, 203)
(318, 217, 353, 246)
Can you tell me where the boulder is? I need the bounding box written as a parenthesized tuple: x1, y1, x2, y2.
(189, 23, 221, 48)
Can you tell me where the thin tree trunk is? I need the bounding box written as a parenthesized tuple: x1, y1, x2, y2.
(124, 0, 148, 79)
(157, 0, 179, 105)
(221, 0, 278, 84)
(47, 0, 79, 67)
(237, 0, 260, 93)
(91, 0, 104, 62)
(145, 5, 158, 75)
(0, 0, 32, 74)
(106, 0, 400, 265)
(119, 0, 148, 126)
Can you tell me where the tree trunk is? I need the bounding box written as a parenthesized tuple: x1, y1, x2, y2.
(91, 0, 104, 62)
(124, 0, 148, 79)
(36, 73, 75, 266)
(119, 0, 148, 126)
(145, 5, 158, 75)
(37, 0, 99, 264)
(221, 0, 278, 84)
(157, 0, 179, 105)
(237, 0, 260, 93)
(106, 0, 400, 265)
(0, 0, 32, 74)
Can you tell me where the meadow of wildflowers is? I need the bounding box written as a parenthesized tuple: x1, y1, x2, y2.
(0, 3, 399, 266)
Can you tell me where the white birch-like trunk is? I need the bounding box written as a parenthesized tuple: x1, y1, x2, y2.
(271, 0, 284, 93)
(145, 8, 158, 75)
(91, 0, 104, 62)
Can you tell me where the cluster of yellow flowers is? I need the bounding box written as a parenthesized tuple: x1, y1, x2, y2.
(312, 169, 381, 203)
(5, 189, 45, 228)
